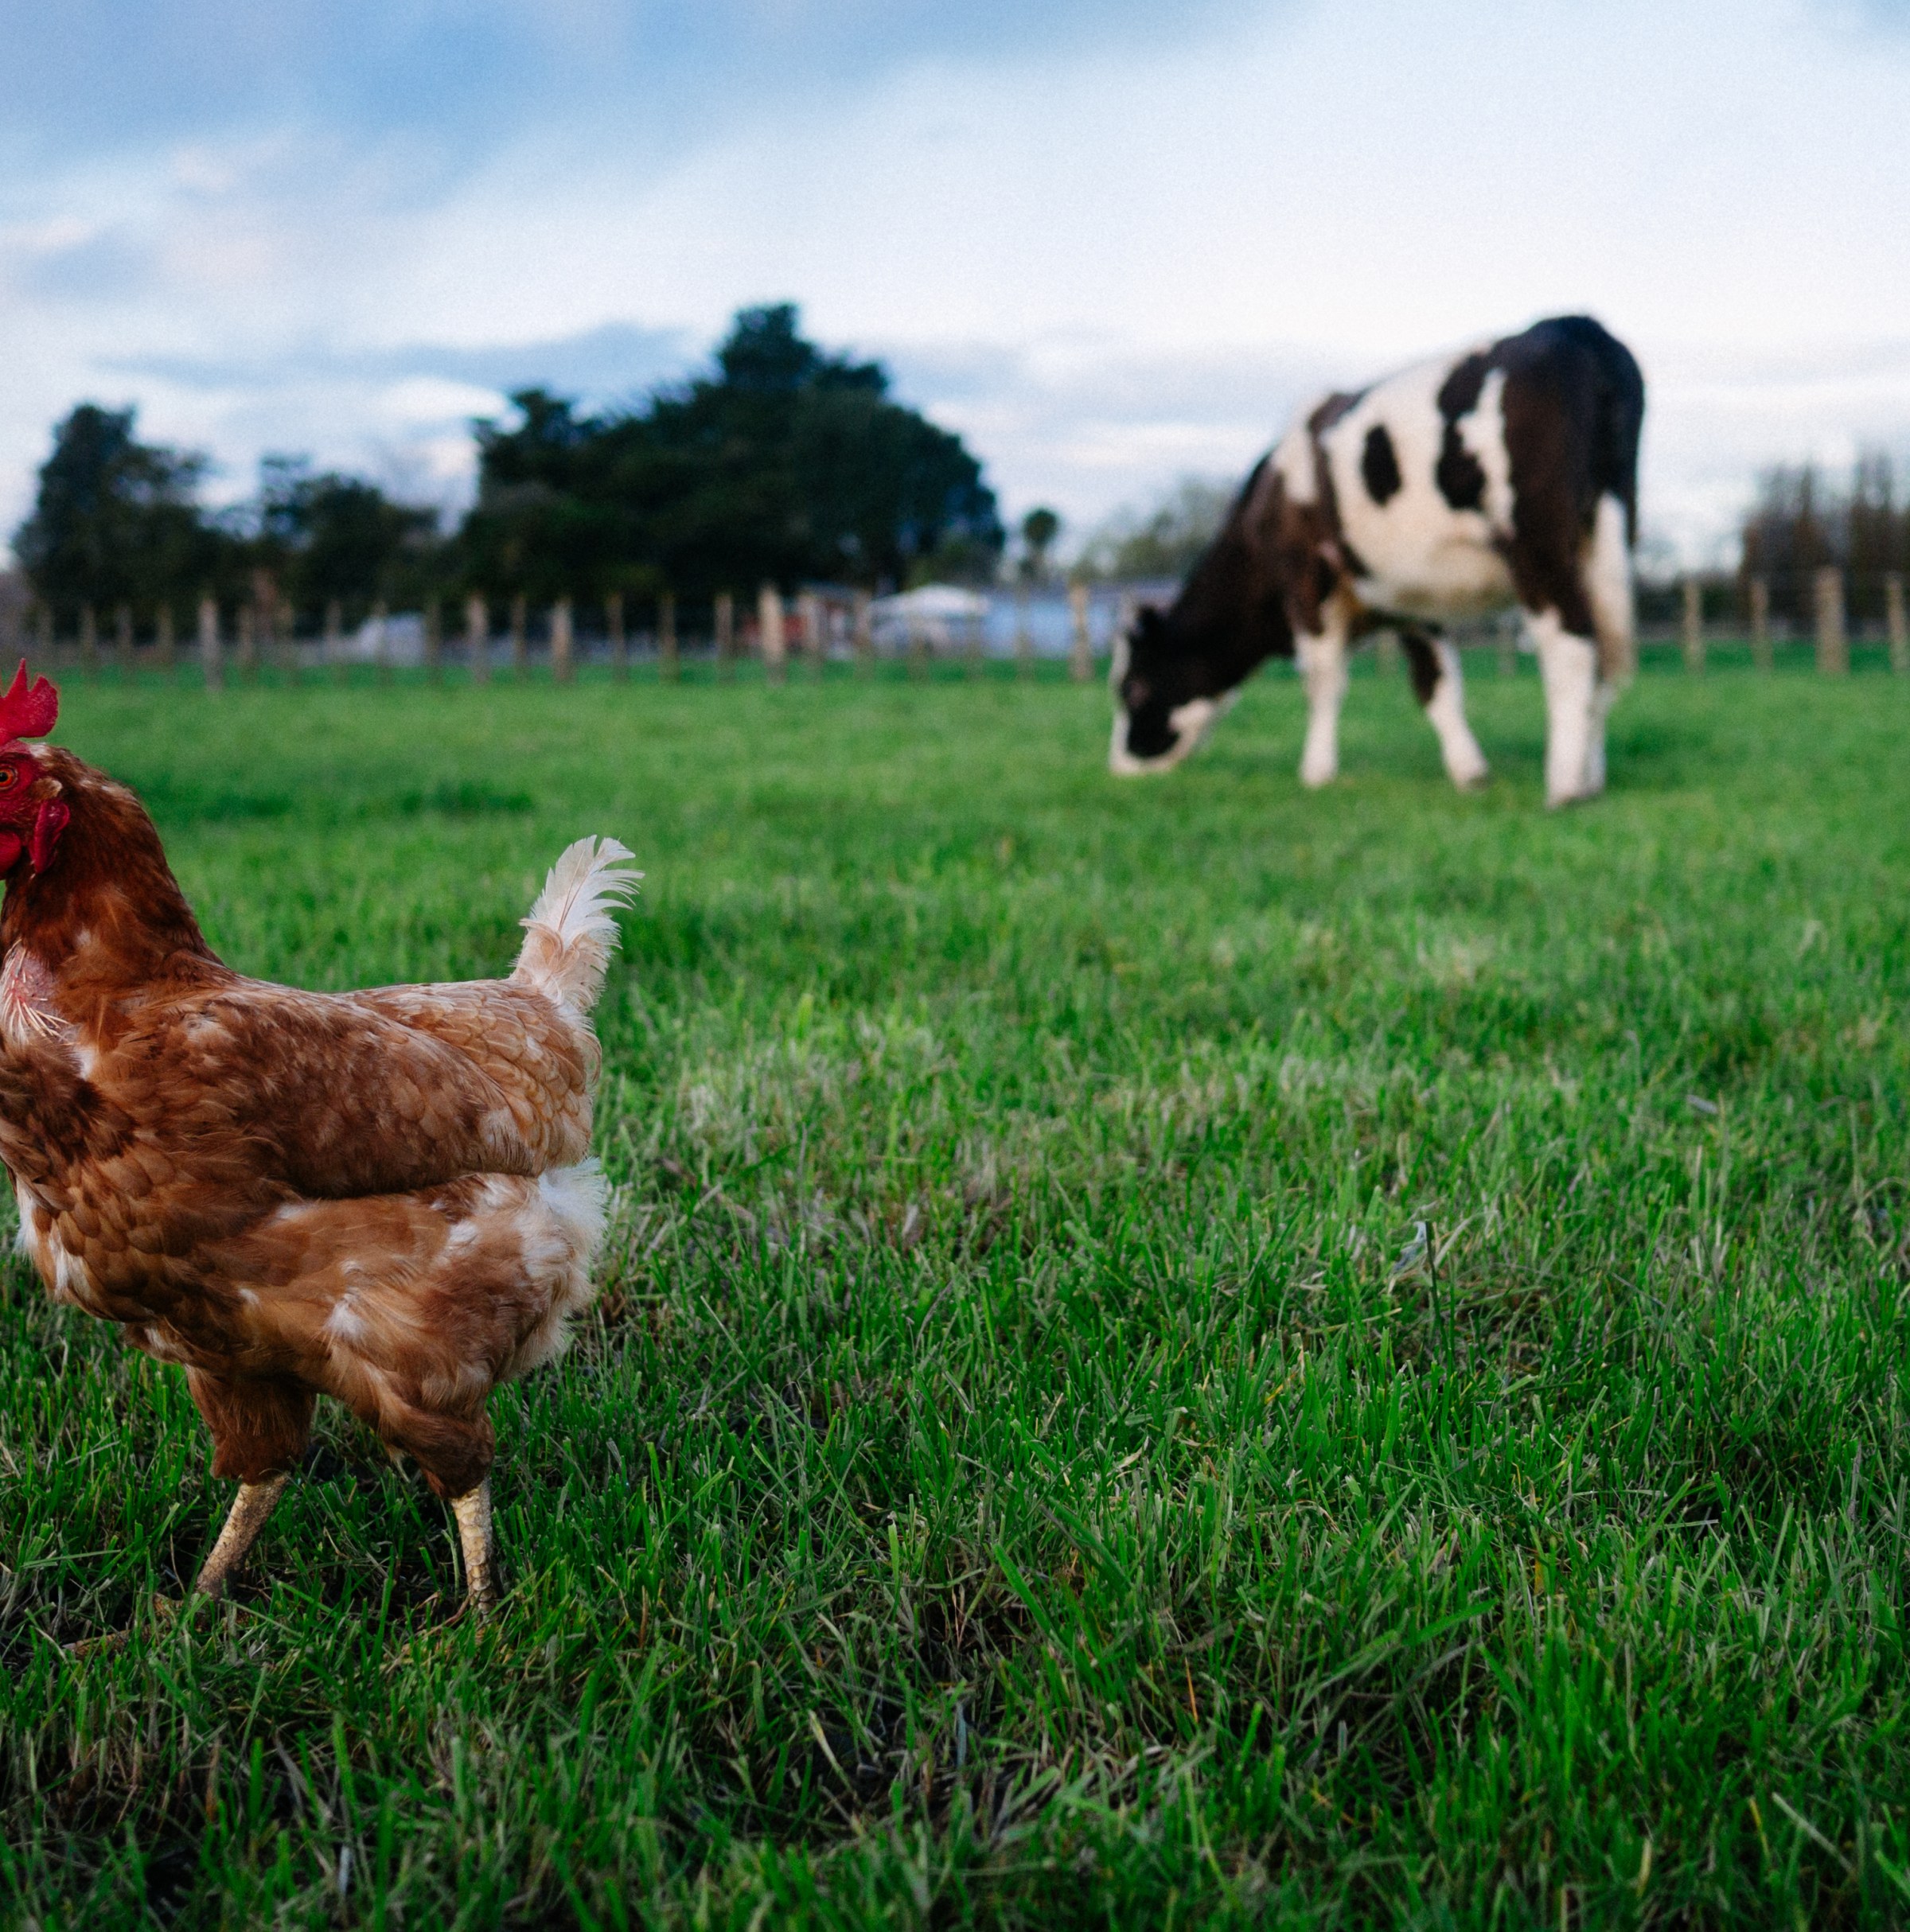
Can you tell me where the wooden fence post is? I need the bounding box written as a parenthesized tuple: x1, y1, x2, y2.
(278, 591, 300, 686)
(115, 602, 134, 679)
(606, 591, 627, 680)
(906, 610, 928, 680)
(1015, 585, 1032, 680)
(1495, 615, 1516, 678)
(198, 596, 223, 692)
(423, 599, 441, 682)
(715, 591, 735, 679)
(852, 590, 872, 676)
(552, 598, 574, 684)
(657, 593, 677, 682)
(250, 571, 277, 681)
(798, 590, 824, 678)
(1682, 576, 1705, 675)
(465, 595, 489, 685)
(236, 604, 255, 679)
(1749, 576, 1772, 672)
(157, 605, 175, 676)
(1886, 572, 1908, 676)
(80, 604, 99, 677)
(759, 585, 786, 682)
(1068, 582, 1092, 683)
(509, 594, 527, 679)
(1814, 567, 1847, 676)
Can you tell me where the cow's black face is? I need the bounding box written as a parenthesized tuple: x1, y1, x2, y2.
(1109, 607, 1233, 775)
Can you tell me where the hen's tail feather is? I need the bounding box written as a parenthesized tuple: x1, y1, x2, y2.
(513, 836, 641, 1015)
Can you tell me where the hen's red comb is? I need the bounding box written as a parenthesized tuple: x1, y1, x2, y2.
(0, 661, 58, 743)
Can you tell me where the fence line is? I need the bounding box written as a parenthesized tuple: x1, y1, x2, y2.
(7, 573, 1910, 687)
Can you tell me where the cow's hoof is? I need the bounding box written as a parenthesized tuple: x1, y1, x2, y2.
(1449, 763, 1491, 792)
(1300, 764, 1338, 790)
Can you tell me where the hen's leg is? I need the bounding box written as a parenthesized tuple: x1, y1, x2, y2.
(181, 1370, 313, 1603)
(192, 1475, 290, 1601)
(452, 1480, 499, 1618)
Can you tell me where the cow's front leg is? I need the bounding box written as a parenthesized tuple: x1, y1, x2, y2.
(1399, 629, 1489, 789)
(1296, 629, 1348, 788)
(1529, 610, 1602, 807)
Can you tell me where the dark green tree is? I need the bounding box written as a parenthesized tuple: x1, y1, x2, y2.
(459, 305, 1004, 603)
(255, 456, 443, 618)
(1019, 506, 1062, 582)
(1077, 478, 1233, 582)
(13, 403, 236, 619)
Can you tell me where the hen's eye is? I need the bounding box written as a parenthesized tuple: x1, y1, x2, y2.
(0, 767, 17, 790)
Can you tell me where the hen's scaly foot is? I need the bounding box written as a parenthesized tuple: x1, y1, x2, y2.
(452, 1481, 500, 1621)
(66, 1593, 185, 1658)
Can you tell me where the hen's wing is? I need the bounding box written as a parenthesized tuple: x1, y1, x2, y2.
(345, 980, 594, 1163)
(102, 977, 590, 1202)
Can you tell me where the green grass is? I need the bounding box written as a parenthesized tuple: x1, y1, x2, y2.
(3, 657, 1909, 1928)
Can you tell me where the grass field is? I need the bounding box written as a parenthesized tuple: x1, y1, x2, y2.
(2, 656, 1908, 1928)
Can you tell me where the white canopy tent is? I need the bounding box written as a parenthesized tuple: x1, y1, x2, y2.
(867, 584, 988, 655)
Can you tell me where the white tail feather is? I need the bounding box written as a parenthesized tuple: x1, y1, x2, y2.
(513, 836, 641, 1015)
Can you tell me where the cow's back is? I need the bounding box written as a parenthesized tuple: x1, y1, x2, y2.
(1275, 317, 1641, 628)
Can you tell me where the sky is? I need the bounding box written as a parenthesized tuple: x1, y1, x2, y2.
(6, 0, 1910, 567)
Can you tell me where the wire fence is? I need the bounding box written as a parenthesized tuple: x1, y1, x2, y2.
(0, 583, 1152, 687)
(2, 569, 1905, 687)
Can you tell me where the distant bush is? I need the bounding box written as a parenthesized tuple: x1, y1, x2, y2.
(1739, 450, 1909, 625)
(1076, 476, 1234, 582)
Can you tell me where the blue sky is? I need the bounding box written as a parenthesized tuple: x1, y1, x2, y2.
(6, 0, 1910, 563)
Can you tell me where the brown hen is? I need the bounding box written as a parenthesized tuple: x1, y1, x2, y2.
(0, 664, 638, 1619)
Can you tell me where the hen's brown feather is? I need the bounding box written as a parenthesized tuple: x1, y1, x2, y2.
(0, 747, 630, 1502)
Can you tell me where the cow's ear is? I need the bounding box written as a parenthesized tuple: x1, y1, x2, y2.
(1135, 606, 1167, 649)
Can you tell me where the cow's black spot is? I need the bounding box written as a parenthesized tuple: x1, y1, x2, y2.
(1308, 388, 1365, 437)
(1436, 440, 1487, 512)
(1436, 352, 1492, 513)
(1437, 353, 1490, 423)
(1361, 424, 1401, 505)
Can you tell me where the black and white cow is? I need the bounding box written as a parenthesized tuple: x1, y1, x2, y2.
(1110, 315, 1645, 807)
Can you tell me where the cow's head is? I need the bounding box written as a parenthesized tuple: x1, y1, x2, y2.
(1109, 606, 1237, 775)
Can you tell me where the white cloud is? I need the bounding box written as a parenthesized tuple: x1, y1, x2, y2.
(5, 0, 1910, 563)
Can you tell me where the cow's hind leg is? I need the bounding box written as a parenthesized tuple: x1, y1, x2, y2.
(1578, 493, 1632, 796)
(1526, 609, 1603, 807)
(1296, 625, 1349, 788)
(1398, 628, 1489, 789)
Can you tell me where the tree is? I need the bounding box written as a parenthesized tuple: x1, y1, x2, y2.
(255, 456, 442, 617)
(1019, 507, 1061, 583)
(13, 403, 235, 618)
(460, 305, 1004, 603)
(1077, 477, 1234, 582)
(1737, 454, 1910, 627)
